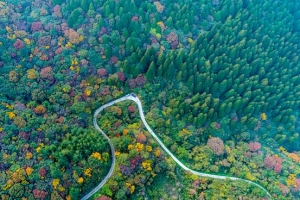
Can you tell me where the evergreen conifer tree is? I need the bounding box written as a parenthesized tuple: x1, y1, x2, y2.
(67, 8, 81, 28)
(87, 2, 95, 16)
(81, 0, 90, 12)
(145, 61, 156, 81)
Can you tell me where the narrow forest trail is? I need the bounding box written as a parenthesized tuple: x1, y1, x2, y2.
(81, 94, 272, 200)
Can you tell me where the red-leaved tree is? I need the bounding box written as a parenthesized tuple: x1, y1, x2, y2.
(207, 137, 224, 155)
(264, 155, 282, 173)
(248, 142, 261, 152)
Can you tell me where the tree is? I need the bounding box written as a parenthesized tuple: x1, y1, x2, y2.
(248, 142, 261, 152)
(87, 2, 95, 16)
(70, 187, 80, 199)
(13, 116, 26, 128)
(31, 89, 46, 102)
(145, 61, 156, 81)
(67, 8, 82, 28)
(81, 0, 90, 12)
(9, 183, 24, 198)
(176, 146, 189, 159)
(264, 155, 282, 173)
(186, 75, 195, 90)
(163, 61, 175, 79)
(34, 105, 47, 114)
(71, 102, 87, 114)
(207, 137, 224, 155)
(9, 70, 19, 82)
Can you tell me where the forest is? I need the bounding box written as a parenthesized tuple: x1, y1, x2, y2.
(1, 0, 300, 199)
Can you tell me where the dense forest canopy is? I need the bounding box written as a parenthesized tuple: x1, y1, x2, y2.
(1, 0, 300, 199)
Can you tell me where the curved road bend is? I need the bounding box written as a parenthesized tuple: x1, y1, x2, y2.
(81, 94, 272, 200)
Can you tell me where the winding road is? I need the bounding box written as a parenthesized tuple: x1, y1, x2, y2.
(81, 94, 272, 200)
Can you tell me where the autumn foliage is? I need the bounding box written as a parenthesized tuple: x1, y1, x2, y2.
(40, 67, 53, 80)
(34, 105, 47, 114)
(264, 155, 283, 173)
(207, 137, 225, 155)
(248, 142, 261, 152)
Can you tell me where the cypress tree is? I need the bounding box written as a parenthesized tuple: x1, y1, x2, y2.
(104, 46, 112, 58)
(115, 19, 122, 31)
(145, 11, 150, 22)
(211, 82, 219, 94)
(123, 28, 129, 39)
(129, 52, 138, 63)
(145, 22, 151, 33)
(67, 8, 81, 28)
(181, 67, 188, 81)
(157, 65, 164, 77)
(218, 103, 227, 118)
(184, 102, 191, 114)
(107, 0, 114, 10)
(87, 2, 95, 16)
(145, 61, 156, 81)
(98, 17, 104, 27)
(125, 37, 133, 49)
(136, 48, 144, 59)
(132, 65, 142, 77)
(130, 1, 137, 13)
(122, 60, 130, 74)
(157, 53, 165, 66)
(104, 4, 111, 17)
(186, 75, 195, 90)
(165, 17, 173, 28)
(114, 1, 120, 15)
(162, 57, 172, 71)
(140, 54, 148, 68)
(183, 24, 189, 34)
(175, 49, 184, 66)
(163, 61, 175, 79)
(138, 8, 144, 17)
(140, 47, 154, 70)
(191, 93, 200, 103)
(67, 0, 76, 10)
(176, 71, 183, 82)
(197, 113, 207, 127)
(81, 0, 90, 12)
(195, 82, 203, 93)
